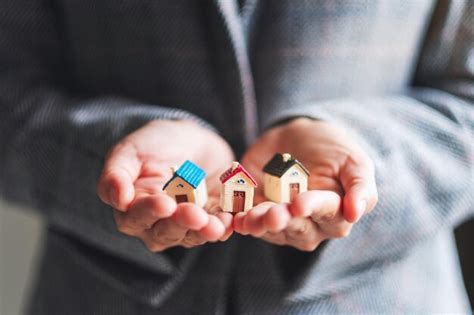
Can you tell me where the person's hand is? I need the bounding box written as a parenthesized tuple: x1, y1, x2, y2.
(234, 118, 378, 251)
(97, 120, 235, 251)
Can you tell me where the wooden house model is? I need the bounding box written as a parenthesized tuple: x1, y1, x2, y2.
(219, 162, 257, 213)
(163, 160, 207, 207)
(263, 153, 309, 203)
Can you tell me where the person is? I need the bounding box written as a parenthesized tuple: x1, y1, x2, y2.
(0, 1, 472, 314)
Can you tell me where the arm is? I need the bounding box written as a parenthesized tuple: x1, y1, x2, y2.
(257, 0, 473, 265)
(0, 0, 220, 305)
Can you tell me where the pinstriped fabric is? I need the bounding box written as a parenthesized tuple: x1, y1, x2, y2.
(0, 0, 473, 314)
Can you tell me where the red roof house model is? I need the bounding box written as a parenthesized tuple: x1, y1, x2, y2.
(219, 163, 257, 186)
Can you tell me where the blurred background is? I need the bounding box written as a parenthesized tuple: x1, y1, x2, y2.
(0, 200, 473, 314)
(0, 202, 43, 315)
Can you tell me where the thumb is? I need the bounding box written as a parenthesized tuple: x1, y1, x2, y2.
(340, 153, 378, 223)
(97, 141, 142, 211)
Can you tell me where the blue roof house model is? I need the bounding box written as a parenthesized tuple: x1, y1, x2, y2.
(163, 160, 208, 207)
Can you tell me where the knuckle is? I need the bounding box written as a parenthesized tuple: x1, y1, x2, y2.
(150, 221, 185, 245)
(162, 236, 182, 243)
(180, 243, 194, 249)
(262, 233, 285, 245)
(290, 226, 307, 238)
(298, 241, 319, 252)
(153, 231, 183, 245)
(332, 227, 352, 238)
(115, 216, 147, 236)
(116, 221, 133, 234)
(182, 233, 206, 246)
(297, 221, 311, 235)
(153, 234, 182, 245)
(285, 223, 313, 242)
(314, 213, 336, 223)
(144, 241, 164, 252)
(126, 216, 152, 230)
(182, 238, 205, 247)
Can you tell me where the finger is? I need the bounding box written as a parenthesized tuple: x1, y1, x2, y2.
(284, 218, 322, 252)
(313, 208, 353, 239)
(243, 202, 274, 237)
(262, 204, 291, 233)
(173, 203, 209, 230)
(215, 212, 234, 241)
(141, 237, 166, 252)
(145, 203, 209, 248)
(261, 231, 287, 246)
(253, 193, 268, 205)
(197, 215, 226, 241)
(97, 141, 142, 211)
(291, 190, 353, 239)
(114, 194, 176, 234)
(205, 196, 221, 214)
(290, 190, 342, 218)
(181, 230, 207, 247)
(147, 218, 188, 247)
(233, 212, 248, 235)
(340, 153, 378, 223)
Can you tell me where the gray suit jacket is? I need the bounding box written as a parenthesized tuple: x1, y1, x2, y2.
(1, 0, 473, 314)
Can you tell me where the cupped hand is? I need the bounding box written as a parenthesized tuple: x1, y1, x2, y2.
(234, 118, 378, 251)
(97, 120, 235, 251)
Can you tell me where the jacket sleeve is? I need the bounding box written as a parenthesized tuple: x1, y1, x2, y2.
(261, 1, 473, 267)
(0, 0, 209, 296)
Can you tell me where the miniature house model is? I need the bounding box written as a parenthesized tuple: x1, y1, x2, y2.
(163, 160, 207, 207)
(220, 162, 257, 213)
(263, 153, 309, 203)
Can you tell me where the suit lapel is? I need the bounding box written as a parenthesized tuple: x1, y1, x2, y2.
(212, 0, 258, 148)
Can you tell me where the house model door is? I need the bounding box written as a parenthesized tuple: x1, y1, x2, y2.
(289, 183, 300, 201)
(175, 194, 188, 204)
(233, 191, 245, 212)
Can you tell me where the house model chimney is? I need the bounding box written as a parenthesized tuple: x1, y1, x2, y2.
(170, 166, 178, 174)
(231, 161, 239, 170)
(282, 153, 292, 162)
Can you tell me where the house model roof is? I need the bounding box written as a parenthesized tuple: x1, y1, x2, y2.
(263, 153, 310, 178)
(220, 162, 257, 186)
(163, 160, 206, 190)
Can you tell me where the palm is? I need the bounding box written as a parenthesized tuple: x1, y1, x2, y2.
(126, 121, 233, 212)
(235, 118, 377, 251)
(98, 120, 235, 251)
(242, 119, 349, 199)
